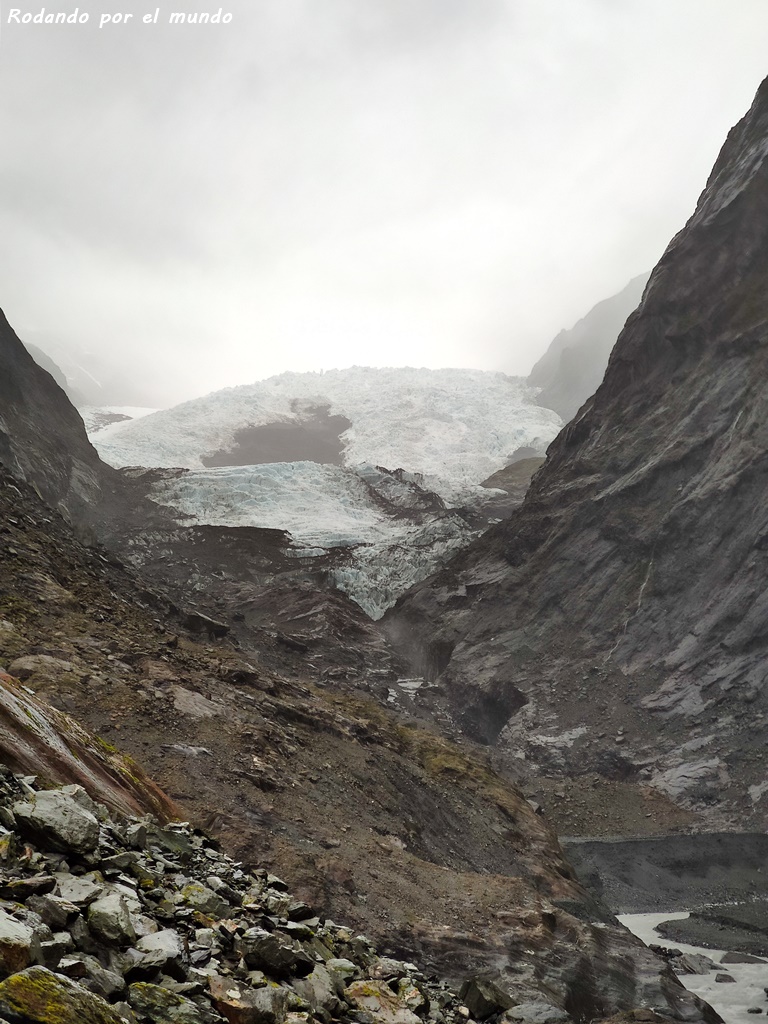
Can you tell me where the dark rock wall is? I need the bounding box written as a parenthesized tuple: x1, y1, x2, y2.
(386, 76, 768, 826)
(0, 310, 115, 524)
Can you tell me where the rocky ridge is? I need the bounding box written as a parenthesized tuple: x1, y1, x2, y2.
(385, 74, 768, 832)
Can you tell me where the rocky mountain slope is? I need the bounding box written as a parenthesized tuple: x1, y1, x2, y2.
(527, 273, 650, 422)
(0, 317, 717, 1020)
(0, 771, 720, 1024)
(386, 75, 768, 833)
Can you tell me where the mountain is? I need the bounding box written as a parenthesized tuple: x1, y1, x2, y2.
(528, 273, 650, 421)
(0, 311, 716, 1020)
(386, 76, 768, 834)
(0, 310, 122, 528)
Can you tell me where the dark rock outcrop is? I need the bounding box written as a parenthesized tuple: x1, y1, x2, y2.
(386, 75, 768, 829)
(0, 310, 118, 525)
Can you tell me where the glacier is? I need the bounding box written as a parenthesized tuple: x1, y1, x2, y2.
(92, 367, 560, 504)
(89, 368, 561, 618)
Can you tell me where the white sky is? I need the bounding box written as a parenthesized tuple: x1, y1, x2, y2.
(1, 0, 767, 405)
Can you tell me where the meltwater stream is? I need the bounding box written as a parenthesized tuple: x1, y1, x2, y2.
(620, 913, 768, 1024)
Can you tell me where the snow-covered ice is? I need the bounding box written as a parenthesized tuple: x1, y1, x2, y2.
(81, 406, 159, 433)
(92, 367, 560, 503)
(88, 368, 561, 618)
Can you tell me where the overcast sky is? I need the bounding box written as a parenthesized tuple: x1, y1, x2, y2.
(1, 1, 767, 406)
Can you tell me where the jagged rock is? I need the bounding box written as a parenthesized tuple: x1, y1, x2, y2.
(55, 873, 104, 906)
(0, 908, 42, 978)
(715, 974, 736, 983)
(235, 929, 314, 978)
(13, 790, 100, 855)
(180, 881, 231, 918)
(291, 965, 343, 1018)
(209, 973, 291, 1024)
(88, 891, 137, 946)
(129, 980, 210, 1022)
(503, 1004, 570, 1024)
(345, 980, 422, 1024)
(0, 964, 127, 1023)
(459, 978, 514, 1020)
(385, 75, 768, 829)
(0, 875, 56, 900)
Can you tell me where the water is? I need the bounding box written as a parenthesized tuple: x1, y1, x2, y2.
(620, 912, 768, 1024)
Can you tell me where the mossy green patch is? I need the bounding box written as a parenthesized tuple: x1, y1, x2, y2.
(0, 965, 125, 1023)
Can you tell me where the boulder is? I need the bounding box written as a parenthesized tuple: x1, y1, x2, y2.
(55, 873, 104, 906)
(722, 952, 767, 964)
(291, 965, 343, 1017)
(209, 974, 291, 1024)
(235, 929, 314, 978)
(345, 980, 422, 1024)
(675, 953, 717, 975)
(459, 978, 514, 1020)
(503, 1003, 570, 1024)
(136, 927, 187, 978)
(88, 892, 137, 946)
(0, 907, 42, 977)
(26, 893, 80, 929)
(128, 980, 208, 1022)
(0, 964, 127, 1023)
(180, 881, 231, 918)
(14, 790, 100, 855)
(8, 654, 74, 680)
(0, 874, 56, 900)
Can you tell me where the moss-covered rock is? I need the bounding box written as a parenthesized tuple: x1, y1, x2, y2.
(128, 981, 210, 1023)
(0, 965, 127, 1023)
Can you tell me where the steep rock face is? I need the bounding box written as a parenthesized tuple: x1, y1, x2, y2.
(528, 273, 650, 421)
(386, 76, 768, 830)
(0, 310, 117, 524)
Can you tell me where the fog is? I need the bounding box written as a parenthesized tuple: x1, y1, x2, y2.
(1, 0, 767, 405)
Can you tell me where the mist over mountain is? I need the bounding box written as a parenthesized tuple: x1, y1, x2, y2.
(528, 272, 651, 421)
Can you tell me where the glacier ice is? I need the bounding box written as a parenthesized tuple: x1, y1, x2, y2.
(88, 368, 562, 618)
